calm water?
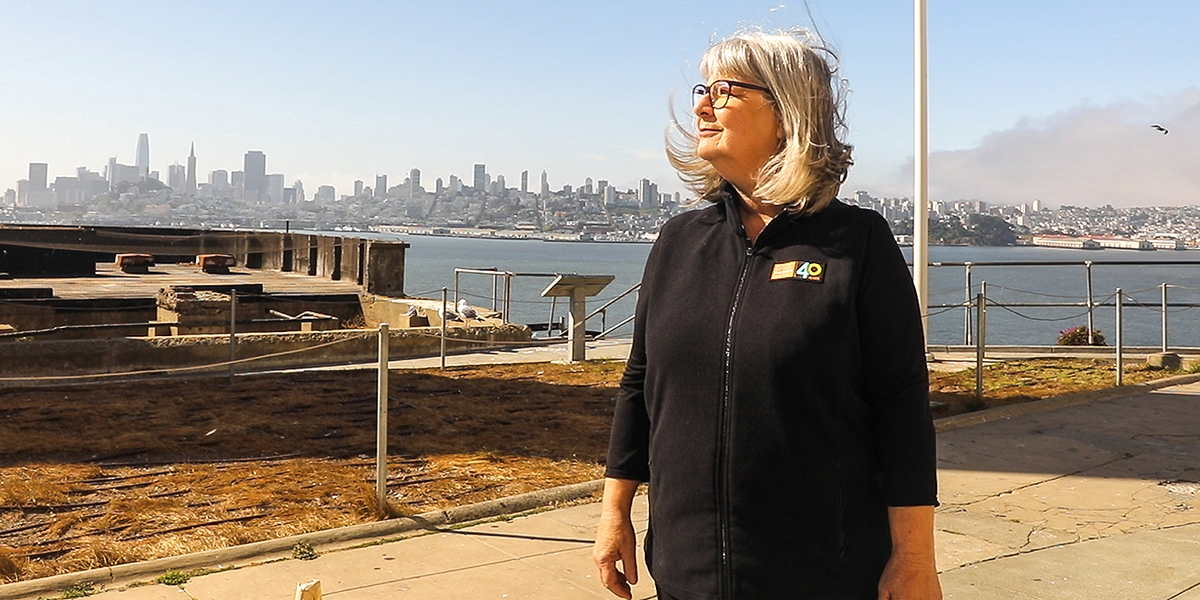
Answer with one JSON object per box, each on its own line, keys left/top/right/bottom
{"left": 400, "top": 236, "right": 1200, "bottom": 347}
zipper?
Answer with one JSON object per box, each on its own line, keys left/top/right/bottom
{"left": 716, "top": 242, "right": 755, "bottom": 598}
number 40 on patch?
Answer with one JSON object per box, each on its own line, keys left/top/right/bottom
{"left": 770, "top": 260, "right": 825, "bottom": 282}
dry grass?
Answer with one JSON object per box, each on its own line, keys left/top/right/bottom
{"left": 0, "top": 357, "right": 1190, "bottom": 583}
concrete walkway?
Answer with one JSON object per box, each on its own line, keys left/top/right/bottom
{"left": 5, "top": 345, "right": 1200, "bottom": 599}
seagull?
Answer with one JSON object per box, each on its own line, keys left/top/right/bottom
{"left": 1151, "top": 124, "right": 1169, "bottom": 134}
{"left": 437, "top": 305, "right": 461, "bottom": 322}
{"left": 404, "top": 305, "right": 420, "bottom": 317}
{"left": 457, "top": 299, "right": 480, "bottom": 320}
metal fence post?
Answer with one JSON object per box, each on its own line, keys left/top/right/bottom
{"left": 440, "top": 288, "right": 448, "bottom": 371}
{"left": 975, "top": 290, "right": 986, "bottom": 401}
{"left": 964, "top": 263, "right": 973, "bottom": 345}
{"left": 1115, "top": 288, "right": 1124, "bottom": 386}
{"left": 1161, "top": 283, "right": 1169, "bottom": 352}
{"left": 503, "top": 272, "right": 513, "bottom": 322}
{"left": 228, "top": 290, "right": 237, "bottom": 384}
{"left": 1085, "top": 261, "right": 1095, "bottom": 345}
{"left": 376, "top": 323, "right": 389, "bottom": 513}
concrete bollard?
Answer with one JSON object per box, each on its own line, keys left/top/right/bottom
{"left": 295, "top": 579, "right": 322, "bottom": 600}
{"left": 1147, "top": 352, "right": 1182, "bottom": 370}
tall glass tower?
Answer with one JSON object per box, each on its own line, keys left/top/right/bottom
{"left": 135, "top": 133, "right": 150, "bottom": 179}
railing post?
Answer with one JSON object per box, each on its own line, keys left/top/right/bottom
{"left": 228, "top": 290, "right": 237, "bottom": 384}
{"left": 1115, "top": 288, "right": 1123, "bottom": 386}
{"left": 376, "top": 323, "right": 389, "bottom": 514}
{"left": 1161, "top": 282, "right": 1169, "bottom": 352}
{"left": 492, "top": 273, "right": 499, "bottom": 312}
{"left": 975, "top": 290, "right": 986, "bottom": 401}
{"left": 440, "top": 288, "right": 448, "bottom": 371}
{"left": 1085, "top": 261, "right": 1095, "bottom": 345}
{"left": 964, "top": 263, "right": 973, "bottom": 345}
{"left": 503, "top": 272, "right": 513, "bottom": 323}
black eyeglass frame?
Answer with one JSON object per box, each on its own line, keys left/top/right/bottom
{"left": 692, "top": 80, "right": 773, "bottom": 108}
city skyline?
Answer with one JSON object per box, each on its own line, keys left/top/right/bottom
{"left": 2, "top": 1, "right": 1199, "bottom": 208}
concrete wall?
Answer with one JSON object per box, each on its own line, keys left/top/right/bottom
{"left": 0, "top": 324, "right": 533, "bottom": 380}
{"left": 0, "top": 227, "right": 409, "bottom": 297}
{"left": 364, "top": 242, "right": 407, "bottom": 297}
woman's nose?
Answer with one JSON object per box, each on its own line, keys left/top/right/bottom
{"left": 693, "top": 93, "right": 714, "bottom": 119}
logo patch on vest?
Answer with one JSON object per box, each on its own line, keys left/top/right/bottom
{"left": 770, "top": 260, "right": 825, "bottom": 282}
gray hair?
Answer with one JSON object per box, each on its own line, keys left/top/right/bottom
{"left": 667, "top": 28, "right": 853, "bottom": 215}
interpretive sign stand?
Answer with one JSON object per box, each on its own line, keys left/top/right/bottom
{"left": 540, "top": 274, "right": 614, "bottom": 362}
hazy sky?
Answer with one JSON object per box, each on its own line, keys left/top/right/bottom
{"left": 2, "top": 0, "right": 1198, "bottom": 208}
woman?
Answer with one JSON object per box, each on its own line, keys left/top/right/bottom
{"left": 593, "top": 29, "right": 941, "bottom": 600}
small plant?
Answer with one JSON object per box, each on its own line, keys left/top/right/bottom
{"left": 292, "top": 541, "right": 318, "bottom": 561}
{"left": 60, "top": 582, "right": 97, "bottom": 598}
{"left": 1057, "top": 325, "right": 1106, "bottom": 346}
{"left": 156, "top": 570, "right": 190, "bottom": 585}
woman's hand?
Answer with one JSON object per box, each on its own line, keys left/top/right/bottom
{"left": 878, "top": 549, "right": 941, "bottom": 600}
{"left": 593, "top": 478, "right": 642, "bottom": 599}
{"left": 878, "top": 505, "right": 942, "bottom": 600}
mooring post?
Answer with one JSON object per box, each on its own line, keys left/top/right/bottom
{"left": 228, "top": 290, "right": 237, "bottom": 384}
{"left": 376, "top": 323, "right": 389, "bottom": 514}
{"left": 1116, "top": 288, "right": 1124, "bottom": 386}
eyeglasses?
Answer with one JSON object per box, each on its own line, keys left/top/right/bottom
{"left": 692, "top": 80, "right": 772, "bottom": 109}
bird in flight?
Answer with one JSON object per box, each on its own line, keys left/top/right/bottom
{"left": 1151, "top": 124, "right": 1169, "bottom": 134}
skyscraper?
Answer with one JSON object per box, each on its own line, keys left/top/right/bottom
{"left": 168, "top": 164, "right": 186, "bottom": 190}
{"left": 267, "top": 174, "right": 285, "bottom": 204}
{"left": 243, "top": 151, "right": 267, "bottom": 203}
{"left": 375, "top": 174, "right": 388, "bottom": 198}
{"left": 520, "top": 170, "right": 528, "bottom": 193}
{"left": 540, "top": 171, "right": 549, "bottom": 198}
{"left": 185, "top": 143, "right": 197, "bottom": 195}
{"left": 473, "top": 164, "right": 487, "bottom": 192}
{"left": 409, "top": 169, "right": 420, "bottom": 196}
{"left": 354, "top": 180, "right": 364, "bottom": 197}
{"left": 135, "top": 134, "right": 150, "bottom": 179}
{"left": 28, "top": 163, "right": 47, "bottom": 192}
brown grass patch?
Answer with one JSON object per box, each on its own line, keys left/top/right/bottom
{"left": 0, "top": 357, "right": 1189, "bottom": 583}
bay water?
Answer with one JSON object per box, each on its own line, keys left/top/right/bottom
{"left": 399, "top": 235, "right": 1200, "bottom": 348}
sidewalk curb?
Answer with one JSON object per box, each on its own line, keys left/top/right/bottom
{"left": 0, "top": 479, "right": 605, "bottom": 600}
{"left": 934, "top": 371, "right": 1200, "bottom": 433}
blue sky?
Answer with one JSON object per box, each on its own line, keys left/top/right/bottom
{"left": 2, "top": 0, "right": 1198, "bottom": 207}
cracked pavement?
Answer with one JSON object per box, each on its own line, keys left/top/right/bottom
{"left": 936, "top": 381, "right": 1200, "bottom": 599}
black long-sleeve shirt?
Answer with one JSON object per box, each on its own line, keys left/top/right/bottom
{"left": 606, "top": 190, "right": 938, "bottom": 600}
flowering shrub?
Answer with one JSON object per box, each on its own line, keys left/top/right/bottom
{"left": 1058, "top": 325, "right": 1106, "bottom": 346}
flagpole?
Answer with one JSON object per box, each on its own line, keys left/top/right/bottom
{"left": 914, "top": 0, "right": 931, "bottom": 344}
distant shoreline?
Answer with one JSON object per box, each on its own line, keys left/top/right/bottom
{"left": 369, "top": 225, "right": 656, "bottom": 244}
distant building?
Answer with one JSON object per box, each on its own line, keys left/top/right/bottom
{"left": 209, "top": 170, "right": 230, "bottom": 190}
{"left": 316, "top": 185, "right": 336, "bottom": 202}
{"left": 293, "top": 180, "right": 305, "bottom": 202}
{"left": 375, "top": 174, "right": 388, "bottom": 198}
{"left": 354, "top": 180, "right": 364, "bottom": 197}
{"left": 3, "top": 188, "right": 15, "bottom": 206}
{"left": 520, "top": 170, "right": 528, "bottom": 193}
{"left": 243, "top": 151, "right": 267, "bottom": 203}
{"left": 167, "top": 164, "right": 187, "bottom": 190}
{"left": 473, "top": 164, "right": 487, "bottom": 192}
{"left": 638, "top": 179, "right": 658, "bottom": 209}
{"left": 135, "top": 134, "right": 150, "bottom": 179}
{"left": 540, "top": 171, "right": 549, "bottom": 198}
{"left": 267, "top": 173, "right": 285, "bottom": 204}
{"left": 28, "top": 163, "right": 48, "bottom": 192}
{"left": 409, "top": 169, "right": 421, "bottom": 196}
{"left": 185, "top": 143, "right": 197, "bottom": 195}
